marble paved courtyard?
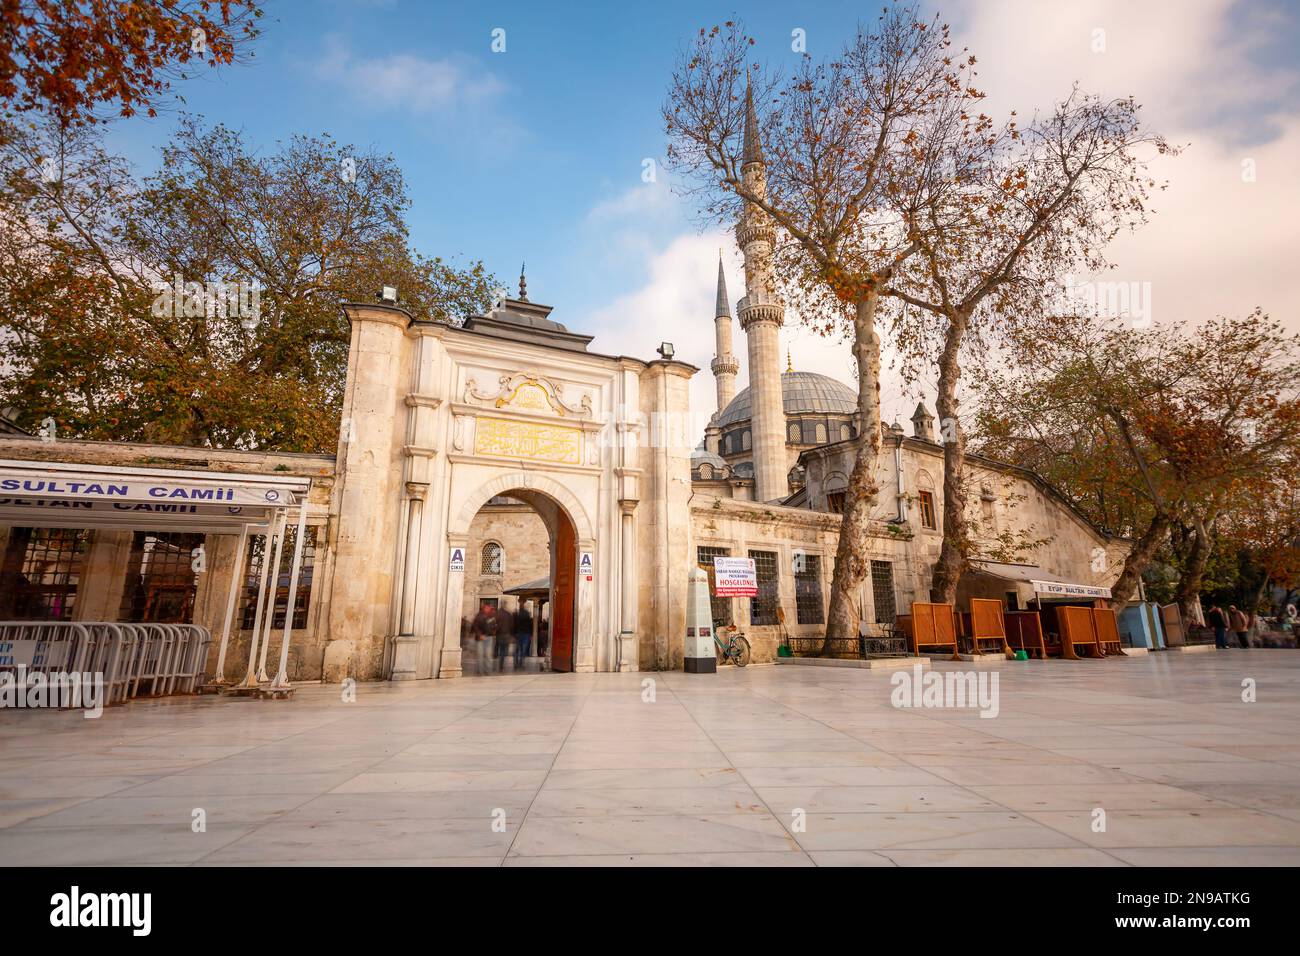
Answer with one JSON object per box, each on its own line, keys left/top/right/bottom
{"left": 3, "top": 652, "right": 1300, "bottom": 866}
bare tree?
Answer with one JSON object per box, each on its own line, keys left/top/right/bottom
{"left": 664, "top": 5, "right": 982, "bottom": 645}
{"left": 885, "top": 87, "right": 1174, "bottom": 602}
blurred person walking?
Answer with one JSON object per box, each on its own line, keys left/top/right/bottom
{"left": 514, "top": 601, "right": 534, "bottom": 668}
{"left": 1206, "top": 605, "right": 1229, "bottom": 649}
{"left": 1228, "top": 605, "right": 1250, "bottom": 648}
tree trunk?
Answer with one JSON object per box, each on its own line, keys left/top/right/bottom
{"left": 823, "top": 291, "right": 883, "bottom": 648}
{"left": 1109, "top": 511, "right": 1172, "bottom": 608}
{"left": 929, "top": 309, "right": 970, "bottom": 604}
{"left": 1250, "top": 573, "right": 1270, "bottom": 622}
{"left": 1172, "top": 514, "right": 1213, "bottom": 627}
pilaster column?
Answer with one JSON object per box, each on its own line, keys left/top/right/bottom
{"left": 390, "top": 481, "right": 427, "bottom": 680}
{"left": 438, "top": 532, "right": 468, "bottom": 678}
{"left": 618, "top": 503, "right": 638, "bottom": 671}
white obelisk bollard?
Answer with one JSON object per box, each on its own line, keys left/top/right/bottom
{"left": 684, "top": 566, "right": 717, "bottom": 673}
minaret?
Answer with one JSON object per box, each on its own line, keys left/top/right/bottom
{"left": 711, "top": 254, "right": 739, "bottom": 414}
{"left": 736, "top": 80, "right": 787, "bottom": 502}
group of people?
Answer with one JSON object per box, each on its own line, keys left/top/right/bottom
{"left": 1205, "top": 604, "right": 1252, "bottom": 649}
{"left": 468, "top": 600, "right": 540, "bottom": 673}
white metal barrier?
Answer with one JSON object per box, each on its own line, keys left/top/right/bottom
{"left": 0, "top": 621, "right": 212, "bottom": 707}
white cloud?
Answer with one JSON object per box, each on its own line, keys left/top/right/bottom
{"left": 312, "top": 35, "right": 506, "bottom": 115}
{"left": 584, "top": 1, "right": 1299, "bottom": 443}
{"left": 948, "top": 0, "right": 1300, "bottom": 333}
{"left": 585, "top": 231, "right": 922, "bottom": 429}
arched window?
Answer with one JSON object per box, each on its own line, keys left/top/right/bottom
{"left": 840, "top": 424, "right": 851, "bottom": 441}
{"left": 915, "top": 471, "right": 938, "bottom": 531}
{"left": 788, "top": 422, "right": 801, "bottom": 443}
{"left": 699, "top": 464, "right": 712, "bottom": 479}
{"left": 480, "top": 542, "right": 503, "bottom": 575}
{"left": 815, "top": 423, "right": 828, "bottom": 444}
{"left": 742, "top": 430, "right": 751, "bottom": 451}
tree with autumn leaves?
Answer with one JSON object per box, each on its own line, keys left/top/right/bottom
{"left": 973, "top": 311, "right": 1300, "bottom": 616}
{"left": 664, "top": 3, "right": 1171, "bottom": 641}
{"left": 1, "top": 0, "right": 262, "bottom": 126}
{"left": 0, "top": 114, "right": 496, "bottom": 450}
{"left": 0, "top": 4, "right": 493, "bottom": 451}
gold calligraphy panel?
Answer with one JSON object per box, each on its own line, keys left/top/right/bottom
{"left": 474, "top": 416, "right": 581, "bottom": 464}
{"left": 499, "top": 381, "right": 553, "bottom": 413}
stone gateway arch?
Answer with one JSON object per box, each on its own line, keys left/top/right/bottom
{"left": 319, "top": 293, "right": 696, "bottom": 681}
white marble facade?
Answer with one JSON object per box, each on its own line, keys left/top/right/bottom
{"left": 321, "top": 297, "right": 695, "bottom": 681}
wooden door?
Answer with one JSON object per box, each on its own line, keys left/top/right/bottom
{"left": 550, "top": 515, "right": 576, "bottom": 672}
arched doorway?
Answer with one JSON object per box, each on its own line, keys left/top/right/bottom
{"left": 457, "top": 487, "right": 580, "bottom": 675}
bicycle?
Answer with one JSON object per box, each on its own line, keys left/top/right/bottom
{"left": 714, "top": 625, "right": 752, "bottom": 667}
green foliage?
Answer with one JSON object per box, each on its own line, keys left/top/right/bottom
{"left": 0, "top": 114, "right": 496, "bottom": 451}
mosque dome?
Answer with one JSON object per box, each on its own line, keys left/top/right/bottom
{"left": 715, "top": 371, "right": 857, "bottom": 429}
{"left": 691, "top": 445, "right": 728, "bottom": 470}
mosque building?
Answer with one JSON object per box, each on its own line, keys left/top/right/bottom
{"left": 0, "top": 88, "right": 1127, "bottom": 682}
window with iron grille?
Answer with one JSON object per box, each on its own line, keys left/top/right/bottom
{"left": 0, "top": 528, "right": 88, "bottom": 621}
{"left": 481, "top": 541, "right": 503, "bottom": 575}
{"left": 871, "top": 560, "right": 897, "bottom": 623}
{"left": 697, "top": 545, "right": 733, "bottom": 628}
{"left": 749, "top": 549, "right": 779, "bottom": 625}
{"left": 794, "top": 553, "right": 824, "bottom": 624}
{"left": 240, "top": 526, "right": 318, "bottom": 630}
{"left": 118, "top": 531, "right": 204, "bottom": 623}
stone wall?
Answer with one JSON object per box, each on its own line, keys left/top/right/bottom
{"left": 461, "top": 501, "right": 552, "bottom": 622}
{"left": 800, "top": 431, "right": 1126, "bottom": 596}
{"left": 689, "top": 494, "right": 923, "bottom": 663}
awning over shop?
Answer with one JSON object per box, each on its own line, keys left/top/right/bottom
{"left": 966, "top": 561, "right": 1112, "bottom": 601}
{"left": 0, "top": 459, "right": 310, "bottom": 533}
{"left": 0, "top": 457, "right": 315, "bottom": 693}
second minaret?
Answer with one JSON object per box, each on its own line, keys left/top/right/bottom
{"left": 736, "top": 81, "right": 787, "bottom": 502}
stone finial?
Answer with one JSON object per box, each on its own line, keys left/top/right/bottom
{"left": 518, "top": 262, "right": 528, "bottom": 302}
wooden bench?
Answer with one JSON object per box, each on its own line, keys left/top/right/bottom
{"left": 1092, "top": 606, "right": 1127, "bottom": 656}
{"left": 962, "top": 599, "right": 1014, "bottom": 656}
{"left": 902, "top": 602, "right": 961, "bottom": 660}
{"left": 1058, "top": 605, "right": 1105, "bottom": 659}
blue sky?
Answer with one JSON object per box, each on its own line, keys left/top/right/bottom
{"left": 102, "top": 0, "right": 1300, "bottom": 423}
{"left": 110, "top": 1, "right": 879, "bottom": 325}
